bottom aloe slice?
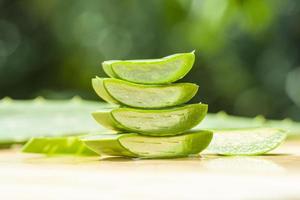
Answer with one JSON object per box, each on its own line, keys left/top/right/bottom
{"left": 82, "top": 130, "right": 213, "bottom": 158}
{"left": 206, "top": 128, "right": 287, "bottom": 155}
{"left": 92, "top": 103, "right": 208, "bottom": 136}
{"left": 22, "top": 136, "right": 97, "bottom": 156}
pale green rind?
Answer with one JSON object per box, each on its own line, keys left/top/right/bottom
{"left": 205, "top": 128, "right": 287, "bottom": 156}
{"left": 92, "top": 77, "right": 119, "bottom": 104}
{"left": 91, "top": 111, "right": 122, "bottom": 130}
{"left": 82, "top": 134, "right": 138, "bottom": 157}
{"left": 82, "top": 130, "right": 213, "bottom": 158}
{"left": 22, "top": 136, "right": 97, "bottom": 156}
{"left": 92, "top": 76, "right": 198, "bottom": 108}
{"left": 102, "top": 51, "right": 195, "bottom": 84}
{"left": 0, "top": 98, "right": 112, "bottom": 145}
{"left": 92, "top": 103, "right": 208, "bottom": 136}
{"left": 102, "top": 60, "right": 120, "bottom": 78}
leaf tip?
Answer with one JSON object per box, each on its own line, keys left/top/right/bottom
{"left": 34, "top": 96, "right": 45, "bottom": 104}
{"left": 1, "top": 96, "right": 13, "bottom": 104}
{"left": 71, "top": 95, "right": 83, "bottom": 103}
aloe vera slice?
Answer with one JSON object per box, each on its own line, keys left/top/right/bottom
{"left": 92, "top": 77, "right": 198, "bottom": 108}
{"left": 102, "top": 51, "right": 195, "bottom": 84}
{"left": 92, "top": 77, "right": 119, "bottom": 104}
{"left": 92, "top": 103, "right": 208, "bottom": 136}
{"left": 22, "top": 136, "right": 97, "bottom": 156}
{"left": 82, "top": 130, "right": 213, "bottom": 158}
{"left": 206, "top": 128, "right": 287, "bottom": 155}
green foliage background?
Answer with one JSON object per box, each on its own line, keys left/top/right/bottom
{"left": 0, "top": 0, "right": 299, "bottom": 120}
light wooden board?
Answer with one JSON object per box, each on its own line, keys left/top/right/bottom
{"left": 0, "top": 141, "right": 300, "bottom": 200}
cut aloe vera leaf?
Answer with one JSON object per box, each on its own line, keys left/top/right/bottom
{"left": 82, "top": 130, "right": 213, "bottom": 158}
{"left": 22, "top": 136, "right": 98, "bottom": 156}
{"left": 92, "top": 77, "right": 198, "bottom": 108}
{"left": 205, "top": 128, "right": 287, "bottom": 156}
{"left": 0, "top": 97, "right": 112, "bottom": 145}
{"left": 92, "top": 103, "right": 208, "bottom": 136}
{"left": 102, "top": 51, "right": 195, "bottom": 84}
{"left": 199, "top": 112, "right": 300, "bottom": 139}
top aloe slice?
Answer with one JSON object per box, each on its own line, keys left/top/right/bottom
{"left": 82, "top": 130, "right": 213, "bottom": 158}
{"left": 92, "top": 77, "right": 198, "bottom": 108}
{"left": 102, "top": 51, "right": 195, "bottom": 84}
{"left": 92, "top": 103, "right": 208, "bottom": 136}
{"left": 205, "top": 128, "right": 287, "bottom": 155}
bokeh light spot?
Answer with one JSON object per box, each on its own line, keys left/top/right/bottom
{"left": 286, "top": 67, "right": 300, "bottom": 107}
{"left": 0, "top": 20, "right": 21, "bottom": 57}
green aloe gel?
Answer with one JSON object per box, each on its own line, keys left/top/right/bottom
{"left": 102, "top": 51, "right": 195, "bottom": 84}
{"left": 205, "top": 128, "right": 287, "bottom": 155}
{"left": 92, "top": 77, "right": 198, "bottom": 108}
{"left": 92, "top": 103, "right": 208, "bottom": 136}
{"left": 82, "top": 130, "right": 213, "bottom": 158}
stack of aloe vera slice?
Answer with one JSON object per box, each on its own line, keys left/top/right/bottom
{"left": 83, "top": 51, "right": 213, "bottom": 158}
{"left": 21, "top": 52, "right": 287, "bottom": 157}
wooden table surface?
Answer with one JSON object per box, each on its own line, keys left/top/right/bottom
{"left": 0, "top": 141, "right": 300, "bottom": 200}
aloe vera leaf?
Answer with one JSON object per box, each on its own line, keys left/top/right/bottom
{"left": 0, "top": 97, "right": 111, "bottom": 145}
{"left": 92, "top": 76, "right": 199, "bottom": 108}
{"left": 82, "top": 130, "right": 213, "bottom": 158}
{"left": 92, "top": 103, "right": 208, "bottom": 136}
{"left": 22, "top": 136, "right": 98, "bottom": 156}
{"left": 199, "top": 112, "right": 300, "bottom": 139}
{"left": 205, "top": 128, "right": 287, "bottom": 155}
{"left": 102, "top": 51, "right": 195, "bottom": 84}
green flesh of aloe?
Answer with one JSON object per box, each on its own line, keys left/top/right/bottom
{"left": 22, "top": 136, "right": 97, "bottom": 156}
{"left": 92, "top": 77, "right": 198, "bottom": 108}
{"left": 102, "top": 51, "right": 195, "bottom": 84}
{"left": 82, "top": 130, "right": 213, "bottom": 158}
{"left": 92, "top": 103, "right": 208, "bottom": 136}
{"left": 205, "top": 128, "right": 287, "bottom": 155}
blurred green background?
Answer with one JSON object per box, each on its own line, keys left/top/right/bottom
{"left": 0, "top": 0, "right": 299, "bottom": 120}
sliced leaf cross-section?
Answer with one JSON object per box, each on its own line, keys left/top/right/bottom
{"left": 102, "top": 51, "right": 195, "bottom": 84}
{"left": 92, "top": 77, "right": 198, "bottom": 108}
{"left": 82, "top": 130, "right": 213, "bottom": 158}
{"left": 92, "top": 103, "right": 208, "bottom": 136}
{"left": 206, "top": 128, "right": 287, "bottom": 155}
